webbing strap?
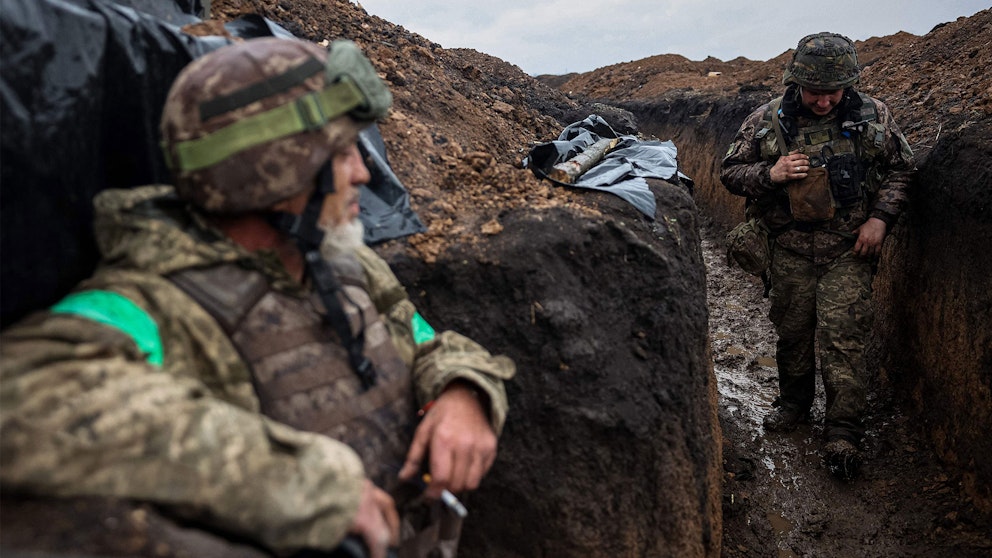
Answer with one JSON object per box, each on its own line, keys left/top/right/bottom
{"left": 199, "top": 57, "right": 326, "bottom": 121}
{"left": 169, "top": 79, "right": 365, "bottom": 172}
{"left": 769, "top": 98, "right": 790, "bottom": 157}
{"left": 279, "top": 186, "right": 377, "bottom": 390}
{"left": 307, "top": 250, "right": 376, "bottom": 389}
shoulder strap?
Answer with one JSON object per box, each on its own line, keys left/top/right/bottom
{"left": 848, "top": 92, "right": 878, "bottom": 125}
{"left": 168, "top": 265, "right": 269, "bottom": 335}
{"left": 768, "top": 98, "right": 790, "bottom": 156}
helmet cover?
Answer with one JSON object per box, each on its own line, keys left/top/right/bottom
{"left": 783, "top": 32, "right": 860, "bottom": 89}
{"left": 160, "top": 37, "right": 391, "bottom": 213}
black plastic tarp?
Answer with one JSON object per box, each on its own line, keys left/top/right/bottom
{"left": 0, "top": 0, "right": 423, "bottom": 327}
{"left": 524, "top": 114, "right": 693, "bottom": 218}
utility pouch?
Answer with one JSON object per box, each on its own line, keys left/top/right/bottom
{"left": 786, "top": 166, "right": 834, "bottom": 222}
{"left": 726, "top": 217, "right": 771, "bottom": 276}
{"left": 826, "top": 153, "right": 864, "bottom": 208}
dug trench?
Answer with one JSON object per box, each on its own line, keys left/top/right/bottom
{"left": 645, "top": 93, "right": 992, "bottom": 557}
{"left": 1, "top": 1, "right": 991, "bottom": 557}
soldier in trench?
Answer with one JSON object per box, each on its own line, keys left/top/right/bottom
{"left": 720, "top": 32, "right": 915, "bottom": 479}
{"left": 0, "top": 37, "right": 515, "bottom": 557}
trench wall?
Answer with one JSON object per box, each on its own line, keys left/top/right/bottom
{"left": 386, "top": 182, "right": 723, "bottom": 558}
{"left": 625, "top": 96, "right": 992, "bottom": 512}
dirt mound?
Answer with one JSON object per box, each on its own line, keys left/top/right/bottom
{"left": 557, "top": 12, "right": 992, "bottom": 164}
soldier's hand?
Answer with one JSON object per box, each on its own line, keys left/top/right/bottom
{"left": 770, "top": 151, "right": 811, "bottom": 184}
{"left": 348, "top": 480, "right": 399, "bottom": 558}
{"left": 854, "top": 217, "right": 888, "bottom": 258}
{"left": 399, "top": 381, "right": 496, "bottom": 499}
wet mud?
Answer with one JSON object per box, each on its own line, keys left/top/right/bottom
{"left": 704, "top": 223, "right": 992, "bottom": 557}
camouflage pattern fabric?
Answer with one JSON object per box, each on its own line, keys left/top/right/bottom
{"left": 161, "top": 38, "right": 372, "bottom": 214}
{"left": 720, "top": 91, "right": 915, "bottom": 265}
{"left": 721, "top": 87, "right": 914, "bottom": 445}
{"left": 0, "top": 185, "right": 514, "bottom": 554}
{"left": 767, "top": 245, "right": 872, "bottom": 443}
{"left": 169, "top": 254, "right": 418, "bottom": 496}
{"left": 783, "top": 32, "right": 860, "bottom": 88}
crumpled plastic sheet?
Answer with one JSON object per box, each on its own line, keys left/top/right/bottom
{"left": 523, "top": 114, "right": 693, "bottom": 218}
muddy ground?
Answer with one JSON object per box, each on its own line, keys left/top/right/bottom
{"left": 704, "top": 218, "right": 992, "bottom": 557}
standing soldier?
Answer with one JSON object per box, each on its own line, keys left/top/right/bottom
{"left": 720, "top": 32, "right": 915, "bottom": 479}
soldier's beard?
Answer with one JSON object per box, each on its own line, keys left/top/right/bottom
{"left": 320, "top": 218, "right": 365, "bottom": 260}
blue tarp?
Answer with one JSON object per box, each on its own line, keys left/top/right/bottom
{"left": 524, "top": 114, "right": 693, "bottom": 218}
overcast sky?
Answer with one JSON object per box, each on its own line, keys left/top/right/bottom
{"left": 354, "top": 0, "right": 989, "bottom": 76}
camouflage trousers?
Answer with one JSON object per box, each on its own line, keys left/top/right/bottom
{"left": 767, "top": 243, "right": 873, "bottom": 444}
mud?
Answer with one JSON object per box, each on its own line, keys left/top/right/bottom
{"left": 704, "top": 220, "right": 992, "bottom": 557}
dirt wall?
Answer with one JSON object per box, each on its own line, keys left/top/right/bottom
{"left": 622, "top": 91, "right": 768, "bottom": 227}
{"left": 872, "top": 119, "right": 992, "bottom": 512}
{"left": 382, "top": 181, "right": 723, "bottom": 558}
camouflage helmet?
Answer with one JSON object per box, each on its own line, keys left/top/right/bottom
{"left": 783, "top": 32, "right": 860, "bottom": 89}
{"left": 160, "top": 37, "right": 391, "bottom": 213}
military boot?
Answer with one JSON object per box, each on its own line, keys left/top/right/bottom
{"left": 824, "top": 438, "right": 862, "bottom": 480}
{"left": 762, "top": 405, "right": 808, "bottom": 432}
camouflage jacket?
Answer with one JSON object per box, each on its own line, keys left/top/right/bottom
{"left": 0, "top": 185, "right": 515, "bottom": 554}
{"left": 720, "top": 89, "right": 915, "bottom": 263}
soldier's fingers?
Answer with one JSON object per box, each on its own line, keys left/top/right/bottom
{"left": 399, "top": 420, "right": 433, "bottom": 481}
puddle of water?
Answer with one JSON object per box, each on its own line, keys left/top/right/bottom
{"left": 767, "top": 510, "right": 793, "bottom": 534}
{"left": 755, "top": 356, "right": 777, "bottom": 368}
{"left": 766, "top": 511, "right": 799, "bottom": 558}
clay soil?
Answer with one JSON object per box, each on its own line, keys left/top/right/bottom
{"left": 204, "top": 2, "right": 992, "bottom": 556}
{"left": 8, "top": 1, "right": 985, "bottom": 556}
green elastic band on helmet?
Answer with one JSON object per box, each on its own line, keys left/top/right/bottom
{"left": 169, "top": 79, "right": 366, "bottom": 172}
{"left": 51, "top": 290, "right": 164, "bottom": 367}
{"left": 411, "top": 312, "right": 436, "bottom": 345}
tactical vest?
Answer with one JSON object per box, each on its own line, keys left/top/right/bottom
{"left": 757, "top": 91, "right": 882, "bottom": 161}
{"left": 752, "top": 91, "right": 886, "bottom": 229}
{"left": 169, "top": 254, "right": 416, "bottom": 495}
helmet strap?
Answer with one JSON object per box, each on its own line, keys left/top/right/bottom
{"left": 839, "top": 88, "right": 861, "bottom": 120}
{"left": 777, "top": 84, "right": 801, "bottom": 139}
{"left": 316, "top": 157, "right": 337, "bottom": 195}
{"left": 268, "top": 165, "right": 377, "bottom": 390}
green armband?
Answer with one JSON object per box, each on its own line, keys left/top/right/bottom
{"left": 51, "top": 290, "right": 164, "bottom": 366}
{"left": 411, "top": 312, "right": 436, "bottom": 345}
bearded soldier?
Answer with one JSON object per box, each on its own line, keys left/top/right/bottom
{"left": 1, "top": 37, "right": 514, "bottom": 557}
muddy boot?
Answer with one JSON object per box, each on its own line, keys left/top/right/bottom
{"left": 762, "top": 405, "right": 808, "bottom": 432}
{"left": 824, "top": 439, "right": 862, "bottom": 480}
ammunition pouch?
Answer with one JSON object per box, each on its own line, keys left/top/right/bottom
{"left": 726, "top": 217, "right": 771, "bottom": 277}
{"left": 826, "top": 152, "right": 864, "bottom": 208}
{"left": 786, "top": 166, "right": 834, "bottom": 222}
